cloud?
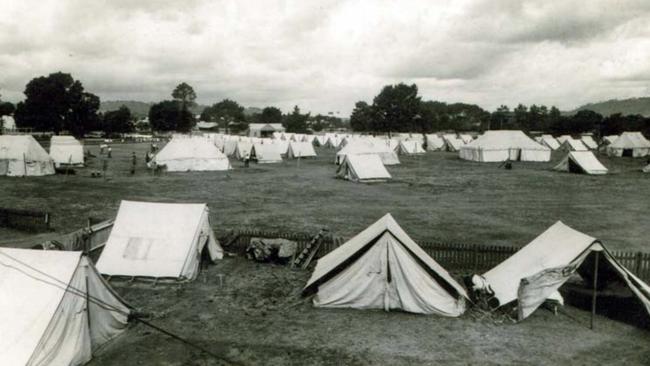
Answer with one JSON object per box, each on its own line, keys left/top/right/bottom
{"left": 1, "top": 0, "right": 650, "bottom": 115}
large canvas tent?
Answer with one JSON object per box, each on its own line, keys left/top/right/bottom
{"left": 581, "top": 135, "right": 598, "bottom": 150}
{"left": 459, "top": 130, "right": 551, "bottom": 162}
{"left": 96, "top": 200, "right": 223, "bottom": 281}
{"left": 606, "top": 132, "right": 650, "bottom": 157}
{"left": 303, "top": 214, "right": 468, "bottom": 316}
{"left": 554, "top": 151, "right": 608, "bottom": 175}
{"left": 234, "top": 140, "right": 253, "bottom": 160}
{"left": 397, "top": 140, "right": 425, "bottom": 155}
{"left": 50, "top": 135, "right": 84, "bottom": 167}
{"left": 250, "top": 142, "right": 283, "bottom": 163}
{"left": 0, "top": 248, "right": 130, "bottom": 366}
{"left": 336, "top": 154, "right": 391, "bottom": 183}
{"left": 0, "top": 135, "right": 55, "bottom": 176}
{"left": 425, "top": 134, "right": 445, "bottom": 151}
{"left": 287, "top": 141, "right": 317, "bottom": 158}
{"left": 539, "top": 134, "right": 560, "bottom": 150}
{"left": 336, "top": 140, "right": 400, "bottom": 165}
{"left": 442, "top": 134, "right": 464, "bottom": 152}
{"left": 479, "top": 221, "right": 650, "bottom": 321}
{"left": 152, "top": 136, "right": 231, "bottom": 172}
{"left": 560, "top": 138, "right": 589, "bottom": 152}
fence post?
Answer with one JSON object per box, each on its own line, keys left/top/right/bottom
{"left": 472, "top": 245, "right": 479, "bottom": 272}
{"left": 635, "top": 252, "right": 643, "bottom": 275}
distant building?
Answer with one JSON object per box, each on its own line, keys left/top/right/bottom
{"left": 196, "top": 121, "right": 219, "bottom": 131}
{"left": 248, "top": 123, "right": 285, "bottom": 138}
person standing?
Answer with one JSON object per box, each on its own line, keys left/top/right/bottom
{"left": 107, "top": 146, "right": 112, "bottom": 158}
{"left": 130, "top": 152, "right": 136, "bottom": 175}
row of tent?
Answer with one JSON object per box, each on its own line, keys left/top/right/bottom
{"left": 149, "top": 135, "right": 318, "bottom": 172}
{"left": 3, "top": 202, "right": 650, "bottom": 365}
{"left": 0, "top": 135, "right": 84, "bottom": 177}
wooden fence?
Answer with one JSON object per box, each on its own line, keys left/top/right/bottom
{"left": 219, "top": 228, "right": 650, "bottom": 282}
{"left": 0, "top": 207, "right": 50, "bottom": 232}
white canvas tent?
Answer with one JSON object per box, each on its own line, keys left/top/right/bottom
{"left": 336, "top": 139, "right": 400, "bottom": 165}
{"left": 554, "top": 151, "right": 608, "bottom": 175}
{"left": 539, "top": 135, "right": 560, "bottom": 150}
{"left": 459, "top": 130, "right": 551, "bottom": 162}
{"left": 397, "top": 140, "right": 425, "bottom": 155}
{"left": 606, "top": 132, "right": 650, "bottom": 157}
{"left": 49, "top": 135, "right": 84, "bottom": 167}
{"left": 0, "top": 248, "right": 130, "bottom": 366}
{"left": 425, "top": 134, "right": 445, "bottom": 151}
{"left": 459, "top": 134, "right": 474, "bottom": 144}
{"left": 152, "top": 136, "right": 231, "bottom": 172}
{"left": 96, "top": 200, "right": 223, "bottom": 281}
{"left": 336, "top": 154, "right": 391, "bottom": 183}
{"left": 314, "top": 135, "right": 328, "bottom": 147}
{"left": 303, "top": 214, "right": 468, "bottom": 316}
{"left": 0, "top": 135, "right": 55, "bottom": 176}
{"left": 250, "top": 142, "right": 283, "bottom": 163}
{"left": 560, "top": 138, "right": 589, "bottom": 152}
{"left": 234, "top": 140, "right": 253, "bottom": 160}
{"left": 442, "top": 135, "right": 464, "bottom": 152}
{"left": 480, "top": 221, "right": 650, "bottom": 321}
{"left": 287, "top": 141, "right": 317, "bottom": 158}
{"left": 581, "top": 135, "right": 598, "bottom": 150}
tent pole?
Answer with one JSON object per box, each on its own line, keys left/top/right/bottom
{"left": 590, "top": 251, "right": 599, "bottom": 330}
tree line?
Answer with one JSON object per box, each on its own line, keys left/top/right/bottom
{"left": 351, "top": 83, "right": 650, "bottom": 137}
{"left": 5, "top": 73, "right": 650, "bottom": 138}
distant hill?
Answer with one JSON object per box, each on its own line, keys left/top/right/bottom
{"left": 100, "top": 100, "right": 207, "bottom": 118}
{"left": 568, "top": 97, "right": 650, "bottom": 117}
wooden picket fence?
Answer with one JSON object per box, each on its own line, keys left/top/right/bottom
{"left": 0, "top": 207, "right": 50, "bottom": 232}
{"left": 219, "top": 228, "right": 650, "bottom": 282}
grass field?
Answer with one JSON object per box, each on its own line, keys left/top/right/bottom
{"left": 1, "top": 141, "right": 648, "bottom": 252}
{"left": 2, "top": 140, "right": 650, "bottom": 365}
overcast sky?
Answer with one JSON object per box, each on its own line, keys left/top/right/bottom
{"left": 1, "top": 0, "right": 650, "bottom": 116}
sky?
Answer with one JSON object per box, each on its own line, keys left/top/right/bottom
{"left": 1, "top": 0, "right": 650, "bottom": 116}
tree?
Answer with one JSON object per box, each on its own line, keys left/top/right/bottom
{"left": 172, "top": 82, "right": 197, "bottom": 107}
{"left": 284, "top": 105, "right": 309, "bottom": 133}
{"left": 513, "top": 104, "right": 528, "bottom": 130}
{"left": 349, "top": 101, "right": 373, "bottom": 131}
{"left": 148, "top": 100, "right": 194, "bottom": 132}
{"left": 260, "top": 106, "right": 283, "bottom": 124}
{"left": 372, "top": 83, "right": 421, "bottom": 134}
{"left": 0, "top": 96, "right": 14, "bottom": 117}
{"left": 13, "top": 72, "right": 100, "bottom": 137}
{"left": 102, "top": 106, "right": 134, "bottom": 136}
{"left": 489, "top": 105, "right": 510, "bottom": 130}
{"left": 200, "top": 99, "right": 245, "bottom": 132}
{"left": 570, "top": 110, "right": 603, "bottom": 134}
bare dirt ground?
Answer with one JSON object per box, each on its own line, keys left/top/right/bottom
{"left": 90, "top": 257, "right": 650, "bottom": 366}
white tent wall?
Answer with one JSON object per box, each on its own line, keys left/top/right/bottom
{"left": 481, "top": 221, "right": 650, "bottom": 321}
{"left": 152, "top": 137, "right": 231, "bottom": 172}
{"left": 397, "top": 140, "right": 425, "bottom": 155}
{"left": 50, "top": 135, "right": 84, "bottom": 167}
{"left": 425, "top": 134, "right": 445, "bottom": 151}
{"left": 96, "top": 201, "right": 223, "bottom": 280}
{"left": 287, "top": 141, "right": 317, "bottom": 158}
{"left": 0, "top": 249, "right": 129, "bottom": 366}
{"left": 581, "top": 135, "right": 598, "bottom": 149}
{"left": 560, "top": 138, "right": 589, "bottom": 152}
{"left": 553, "top": 151, "right": 608, "bottom": 175}
{"left": 314, "top": 231, "right": 463, "bottom": 315}
{"left": 251, "top": 143, "right": 283, "bottom": 163}
{"left": 0, "top": 135, "right": 55, "bottom": 176}
{"left": 540, "top": 135, "right": 560, "bottom": 150}
{"left": 336, "top": 154, "right": 391, "bottom": 183}
{"left": 336, "top": 139, "right": 400, "bottom": 165}
{"left": 459, "top": 130, "right": 551, "bottom": 162}
{"left": 304, "top": 214, "right": 467, "bottom": 316}
{"left": 234, "top": 141, "right": 253, "bottom": 160}
{"left": 606, "top": 132, "right": 650, "bottom": 157}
